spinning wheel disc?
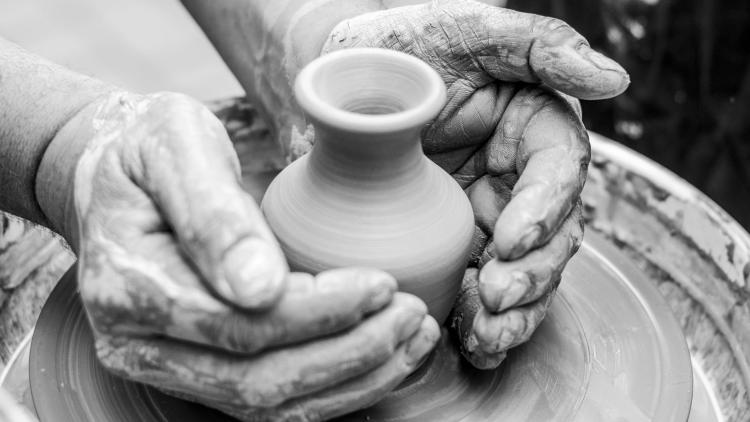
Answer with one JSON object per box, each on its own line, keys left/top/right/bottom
{"left": 29, "top": 232, "right": 692, "bottom": 422}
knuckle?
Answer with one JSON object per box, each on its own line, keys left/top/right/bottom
{"left": 200, "top": 312, "right": 263, "bottom": 354}
{"left": 535, "top": 16, "right": 568, "bottom": 34}
{"left": 534, "top": 16, "right": 582, "bottom": 46}
{"left": 139, "top": 92, "right": 226, "bottom": 149}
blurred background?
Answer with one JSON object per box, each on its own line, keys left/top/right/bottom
{"left": 510, "top": 0, "right": 750, "bottom": 229}
{"left": 0, "top": 0, "right": 242, "bottom": 100}
{"left": 1, "top": 0, "right": 748, "bottom": 228}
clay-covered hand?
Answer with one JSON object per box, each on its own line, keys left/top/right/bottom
{"left": 54, "top": 92, "right": 439, "bottom": 420}
{"left": 322, "top": 0, "right": 628, "bottom": 368}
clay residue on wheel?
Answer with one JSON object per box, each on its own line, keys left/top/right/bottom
{"left": 583, "top": 134, "right": 750, "bottom": 421}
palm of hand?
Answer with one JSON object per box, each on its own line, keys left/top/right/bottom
{"left": 321, "top": 0, "right": 628, "bottom": 368}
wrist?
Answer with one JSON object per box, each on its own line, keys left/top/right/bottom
{"left": 182, "top": 0, "right": 398, "bottom": 159}
{"left": 35, "top": 89, "right": 120, "bottom": 251}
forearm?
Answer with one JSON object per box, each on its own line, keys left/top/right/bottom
{"left": 0, "top": 37, "right": 113, "bottom": 231}
{"left": 180, "top": 0, "right": 426, "bottom": 158}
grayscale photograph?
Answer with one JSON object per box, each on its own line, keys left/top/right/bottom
{"left": 0, "top": 1, "right": 747, "bottom": 421}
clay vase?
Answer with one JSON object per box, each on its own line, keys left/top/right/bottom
{"left": 261, "top": 48, "right": 475, "bottom": 323}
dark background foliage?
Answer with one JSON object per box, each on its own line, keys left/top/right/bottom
{"left": 510, "top": 0, "right": 750, "bottom": 228}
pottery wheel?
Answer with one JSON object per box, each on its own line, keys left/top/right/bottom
{"left": 29, "top": 231, "right": 692, "bottom": 422}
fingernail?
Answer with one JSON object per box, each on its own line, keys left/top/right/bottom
{"left": 396, "top": 309, "right": 423, "bottom": 340}
{"left": 479, "top": 262, "right": 514, "bottom": 311}
{"left": 360, "top": 270, "right": 398, "bottom": 313}
{"left": 584, "top": 48, "right": 626, "bottom": 74}
{"left": 317, "top": 268, "right": 397, "bottom": 313}
{"left": 479, "top": 271, "right": 512, "bottom": 311}
{"left": 580, "top": 47, "right": 631, "bottom": 95}
{"left": 365, "top": 281, "right": 397, "bottom": 313}
{"left": 392, "top": 293, "right": 428, "bottom": 339}
{"left": 497, "top": 272, "right": 531, "bottom": 312}
{"left": 471, "top": 310, "right": 490, "bottom": 346}
{"left": 511, "top": 226, "right": 542, "bottom": 259}
{"left": 222, "top": 238, "right": 286, "bottom": 308}
{"left": 395, "top": 292, "right": 428, "bottom": 314}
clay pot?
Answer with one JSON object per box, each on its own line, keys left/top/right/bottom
{"left": 261, "top": 48, "right": 475, "bottom": 323}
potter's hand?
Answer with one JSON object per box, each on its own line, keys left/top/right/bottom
{"left": 52, "top": 92, "right": 438, "bottom": 420}
{"left": 322, "top": 0, "right": 628, "bottom": 368}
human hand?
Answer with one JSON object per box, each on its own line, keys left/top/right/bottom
{"left": 43, "top": 92, "right": 439, "bottom": 420}
{"left": 320, "top": 0, "right": 628, "bottom": 368}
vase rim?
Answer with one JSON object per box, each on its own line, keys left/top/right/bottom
{"left": 295, "top": 48, "right": 446, "bottom": 134}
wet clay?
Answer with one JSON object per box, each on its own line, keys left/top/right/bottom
{"left": 261, "top": 49, "right": 475, "bottom": 323}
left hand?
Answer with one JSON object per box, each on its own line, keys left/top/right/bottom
{"left": 321, "top": 0, "right": 629, "bottom": 368}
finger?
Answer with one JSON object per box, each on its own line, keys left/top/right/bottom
{"left": 173, "top": 269, "right": 401, "bottom": 354}
{"left": 478, "top": 2, "right": 630, "bottom": 99}
{"left": 462, "top": 174, "right": 514, "bottom": 265}
{"left": 94, "top": 293, "right": 429, "bottom": 408}
{"left": 125, "top": 93, "right": 287, "bottom": 309}
{"left": 81, "top": 233, "right": 399, "bottom": 353}
{"left": 448, "top": 268, "right": 507, "bottom": 369}
{"left": 259, "top": 317, "right": 440, "bottom": 421}
{"left": 479, "top": 203, "right": 582, "bottom": 312}
{"left": 451, "top": 268, "right": 557, "bottom": 369}
{"left": 471, "top": 291, "right": 555, "bottom": 356}
{"left": 423, "top": 83, "right": 511, "bottom": 165}
{"left": 323, "top": 1, "right": 629, "bottom": 100}
{"left": 465, "top": 174, "right": 515, "bottom": 236}
{"left": 492, "top": 87, "right": 590, "bottom": 260}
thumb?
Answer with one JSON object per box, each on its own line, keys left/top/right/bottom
{"left": 482, "top": 2, "right": 629, "bottom": 99}
{"left": 127, "top": 93, "right": 287, "bottom": 309}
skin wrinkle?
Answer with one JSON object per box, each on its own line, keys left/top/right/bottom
{"left": 485, "top": 203, "right": 582, "bottom": 311}
{"left": 85, "top": 266, "right": 173, "bottom": 336}
{"left": 475, "top": 291, "right": 550, "bottom": 352}
{"left": 188, "top": 281, "right": 374, "bottom": 354}
{"left": 388, "top": 29, "right": 408, "bottom": 51}
{"left": 452, "top": 84, "right": 576, "bottom": 268}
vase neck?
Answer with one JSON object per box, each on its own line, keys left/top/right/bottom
{"left": 308, "top": 124, "right": 425, "bottom": 184}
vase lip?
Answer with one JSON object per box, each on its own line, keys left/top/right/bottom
{"left": 294, "top": 48, "right": 447, "bottom": 134}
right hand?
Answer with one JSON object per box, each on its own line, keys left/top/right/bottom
{"left": 56, "top": 91, "right": 439, "bottom": 420}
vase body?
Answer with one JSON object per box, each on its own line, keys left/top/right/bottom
{"left": 261, "top": 49, "right": 474, "bottom": 323}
